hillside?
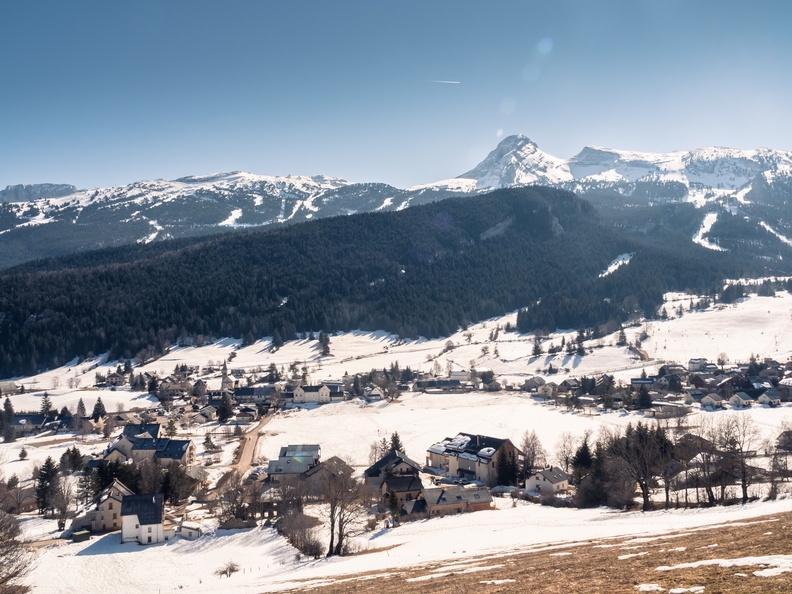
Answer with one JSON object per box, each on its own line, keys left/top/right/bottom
{"left": 0, "top": 187, "right": 761, "bottom": 378}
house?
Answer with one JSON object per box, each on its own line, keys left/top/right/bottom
{"left": 521, "top": 376, "right": 546, "bottom": 392}
{"left": 729, "top": 392, "right": 753, "bottom": 408}
{"left": 82, "top": 479, "right": 134, "bottom": 532}
{"left": 302, "top": 456, "right": 355, "bottom": 497}
{"left": 0, "top": 381, "right": 21, "bottom": 396}
{"left": 121, "top": 494, "right": 169, "bottom": 545}
{"left": 191, "top": 405, "right": 218, "bottom": 424}
{"left": 421, "top": 485, "right": 492, "bottom": 517}
{"left": 179, "top": 521, "right": 202, "bottom": 540}
{"left": 701, "top": 393, "right": 724, "bottom": 410}
{"left": 157, "top": 378, "right": 193, "bottom": 401}
{"left": 104, "top": 423, "right": 194, "bottom": 466}
{"left": 234, "top": 385, "right": 276, "bottom": 405}
{"left": 413, "top": 379, "right": 466, "bottom": 393}
{"left": 106, "top": 372, "right": 127, "bottom": 387}
{"left": 234, "top": 405, "right": 259, "bottom": 423}
{"left": 381, "top": 475, "right": 423, "bottom": 508}
{"left": 537, "top": 382, "right": 558, "bottom": 398}
{"left": 426, "top": 433, "right": 521, "bottom": 487}
{"left": 685, "top": 388, "right": 707, "bottom": 405}
{"left": 688, "top": 358, "right": 709, "bottom": 372}
{"left": 294, "top": 384, "right": 331, "bottom": 403}
{"left": 9, "top": 413, "right": 58, "bottom": 437}
{"left": 364, "top": 449, "right": 422, "bottom": 489}
{"left": 560, "top": 378, "right": 581, "bottom": 393}
{"left": 525, "top": 466, "right": 570, "bottom": 495}
{"left": 757, "top": 390, "right": 782, "bottom": 407}
{"left": 266, "top": 444, "right": 321, "bottom": 481}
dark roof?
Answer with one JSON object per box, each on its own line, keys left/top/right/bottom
{"left": 122, "top": 423, "right": 161, "bottom": 440}
{"left": 383, "top": 475, "right": 423, "bottom": 493}
{"left": 121, "top": 494, "right": 163, "bottom": 524}
{"left": 428, "top": 433, "right": 511, "bottom": 460}
{"left": 303, "top": 456, "right": 353, "bottom": 479}
{"left": 154, "top": 439, "right": 192, "bottom": 460}
{"left": 278, "top": 444, "right": 320, "bottom": 458}
{"left": 12, "top": 413, "right": 56, "bottom": 427}
{"left": 364, "top": 450, "right": 421, "bottom": 478}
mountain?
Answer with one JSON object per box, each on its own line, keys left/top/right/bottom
{"left": 1, "top": 186, "right": 765, "bottom": 378}
{"left": 0, "top": 183, "right": 76, "bottom": 202}
{"left": 2, "top": 134, "right": 792, "bottom": 269}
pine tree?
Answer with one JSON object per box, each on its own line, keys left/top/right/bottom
{"left": 218, "top": 392, "right": 234, "bottom": 422}
{"left": 389, "top": 431, "right": 403, "bottom": 453}
{"left": 166, "top": 418, "right": 177, "bottom": 437}
{"left": 637, "top": 385, "right": 652, "bottom": 409}
{"left": 572, "top": 437, "right": 594, "bottom": 482}
{"left": 40, "top": 392, "right": 53, "bottom": 417}
{"left": 19, "top": 447, "right": 27, "bottom": 460}
{"left": 3, "top": 397, "right": 16, "bottom": 442}
{"left": 91, "top": 397, "right": 106, "bottom": 420}
{"left": 35, "top": 457, "right": 58, "bottom": 515}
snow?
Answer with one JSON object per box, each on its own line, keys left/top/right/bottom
{"left": 137, "top": 219, "right": 163, "bottom": 244}
{"left": 24, "top": 497, "right": 792, "bottom": 593}
{"left": 759, "top": 221, "right": 792, "bottom": 247}
{"left": 218, "top": 208, "right": 243, "bottom": 227}
{"left": 692, "top": 212, "right": 726, "bottom": 251}
{"left": 657, "top": 554, "right": 792, "bottom": 578}
{"left": 636, "top": 585, "right": 664, "bottom": 592}
{"left": 599, "top": 252, "right": 635, "bottom": 277}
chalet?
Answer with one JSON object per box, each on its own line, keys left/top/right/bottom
{"left": 234, "top": 405, "right": 259, "bottom": 423}
{"left": 757, "top": 390, "right": 782, "bottom": 407}
{"left": 106, "top": 372, "right": 127, "bottom": 387}
{"left": 536, "top": 382, "right": 558, "bottom": 398}
{"left": 777, "top": 430, "right": 792, "bottom": 453}
{"left": 520, "top": 376, "right": 546, "bottom": 392}
{"left": 364, "top": 385, "right": 386, "bottom": 401}
{"left": 426, "top": 433, "right": 521, "bottom": 487}
{"left": 525, "top": 466, "right": 570, "bottom": 495}
{"left": 191, "top": 405, "right": 218, "bottom": 424}
{"left": 266, "top": 444, "right": 321, "bottom": 481}
{"left": 121, "top": 494, "right": 169, "bottom": 545}
{"left": 701, "top": 393, "right": 724, "bottom": 410}
{"left": 688, "top": 358, "right": 709, "bottom": 372}
{"left": 659, "top": 364, "right": 688, "bottom": 377}
{"left": 421, "top": 485, "right": 492, "bottom": 517}
{"left": 302, "top": 456, "right": 354, "bottom": 497}
{"left": 10, "top": 413, "right": 58, "bottom": 437}
{"left": 364, "top": 449, "right": 422, "bottom": 489}
{"left": 729, "top": 392, "right": 753, "bottom": 408}
{"left": 83, "top": 479, "right": 134, "bottom": 532}
{"left": 104, "top": 423, "right": 194, "bottom": 466}
{"left": 560, "top": 378, "right": 581, "bottom": 393}
{"left": 157, "top": 378, "right": 193, "bottom": 401}
{"left": 381, "top": 475, "right": 423, "bottom": 507}
{"left": 685, "top": 388, "right": 707, "bottom": 405}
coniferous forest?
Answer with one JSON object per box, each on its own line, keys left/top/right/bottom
{"left": 0, "top": 187, "right": 779, "bottom": 377}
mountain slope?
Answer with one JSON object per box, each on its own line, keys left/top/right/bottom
{"left": 0, "top": 187, "right": 757, "bottom": 378}
{"left": 3, "top": 135, "right": 792, "bottom": 269}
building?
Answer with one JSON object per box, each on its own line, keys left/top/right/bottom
{"left": 266, "top": 444, "right": 321, "bottom": 481}
{"left": 82, "top": 479, "right": 134, "bottom": 532}
{"left": 294, "top": 384, "right": 331, "bottom": 403}
{"left": 701, "top": 393, "right": 724, "bottom": 410}
{"left": 121, "top": 494, "right": 168, "bottom": 545}
{"left": 104, "top": 422, "right": 194, "bottom": 466}
{"left": 364, "top": 449, "right": 422, "bottom": 489}
{"left": 426, "top": 433, "right": 521, "bottom": 487}
{"left": 381, "top": 475, "right": 423, "bottom": 508}
{"left": 525, "top": 466, "right": 570, "bottom": 495}
{"left": 729, "top": 392, "right": 754, "bottom": 408}
{"left": 421, "top": 485, "right": 492, "bottom": 517}
{"left": 234, "top": 385, "right": 276, "bottom": 405}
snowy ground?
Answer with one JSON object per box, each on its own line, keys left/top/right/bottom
{"left": 9, "top": 291, "right": 792, "bottom": 392}
{"left": 258, "top": 392, "right": 792, "bottom": 470}
{"left": 24, "top": 497, "right": 792, "bottom": 593}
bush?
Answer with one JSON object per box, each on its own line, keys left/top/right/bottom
{"left": 215, "top": 561, "right": 240, "bottom": 578}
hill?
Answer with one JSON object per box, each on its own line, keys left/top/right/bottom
{"left": 0, "top": 187, "right": 774, "bottom": 378}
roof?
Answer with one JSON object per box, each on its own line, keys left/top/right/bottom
{"left": 383, "top": 475, "right": 423, "bottom": 493}
{"left": 533, "top": 466, "right": 570, "bottom": 484}
{"left": 303, "top": 456, "right": 353, "bottom": 479}
{"left": 364, "top": 449, "right": 422, "bottom": 478}
{"left": 428, "top": 433, "right": 512, "bottom": 461}
{"left": 122, "top": 423, "right": 161, "bottom": 440}
{"left": 12, "top": 413, "right": 56, "bottom": 427}
{"left": 422, "top": 486, "right": 492, "bottom": 506}
{"left": 121, "top": 494, "right": 163, "bottom": 525}
{"left": 278, "top": 444, "right": 320, "bottom": 458}
{"left": 731, "top": 392, "right": 753, "bottom": 401}
{"left": 154, "top": 439, "right": 192, "bottom": 460}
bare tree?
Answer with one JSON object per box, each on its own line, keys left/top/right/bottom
{"left": 555, "top": 432, "right": 576, "bottom": 474}
{"left": 721, "top": 415, "right": 761, "bottom": 503}
{"left": 52, "top": 476, "right": 73, "bottom": 530}
{"left": 319, "top": 461, "right": 365, "bottom": 556}
{"left": 0, "top": 511, "right": 28, "bottom": 590}
{"left": 521, "top": 430, "right": 547, "bottom": 478}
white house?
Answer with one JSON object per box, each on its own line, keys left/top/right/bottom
{"left": 525, "top": 466, "right": 570, "bottom": 495}
{"left": 758, "top": 392, "right": 782, "bottom": 407}
{"left": 701, "top": 393, "right": 724, "bottom": 410}
{"left": 729, "top": 392, "right": 753, "bottom": 408}
{"left": 85, "top": 479, "right": 134, "bottom": 532}
{"left": 294, "top": 384, "right": 331, "bottom": 403}
{"left": 121, "top": 494, "right": 167, "bottom": 545}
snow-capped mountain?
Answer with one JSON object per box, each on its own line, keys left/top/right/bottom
{"left": 2, "top": 133, "right": 792, "bottom": 269}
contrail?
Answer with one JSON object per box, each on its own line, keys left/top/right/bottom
{"left": 431, "top": 80, "right": 462, "bottom": 84}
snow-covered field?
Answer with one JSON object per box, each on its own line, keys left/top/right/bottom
{"left": 258, "top": 391, "right": 792, "bottom": 470}
{"left": 25, "top": 497, "right": 792, "bottom": 593}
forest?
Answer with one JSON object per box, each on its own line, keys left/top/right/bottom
{"left": 0, "top": 186, "right": 778, "bottom": 378}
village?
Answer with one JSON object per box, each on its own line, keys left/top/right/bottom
{"left": 0, "top": 290, "right": 791, "bottom": 591}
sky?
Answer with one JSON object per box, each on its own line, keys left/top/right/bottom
{"left": 2, "top": 0, "right": 792, "bottom": 189}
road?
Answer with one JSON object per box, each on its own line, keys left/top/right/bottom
{"left": 212, "top": 415, "right": 270, "bottom": 493}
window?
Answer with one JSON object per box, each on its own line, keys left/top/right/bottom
{"left": 109, "top": 502, "right": 113, "bottom": 509}
{"left": 148, "top": 526, "right": 152, "bottom": 533}
{"left": 113, "top": 513, "right": 117, "bottom": 519}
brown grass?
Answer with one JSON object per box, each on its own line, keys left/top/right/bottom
{"left": 279, "top": 511, "right": 792, "bottom": 593}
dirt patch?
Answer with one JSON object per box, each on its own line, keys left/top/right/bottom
{"left": 279, "top": 512, "right": 792, "bottom": 593}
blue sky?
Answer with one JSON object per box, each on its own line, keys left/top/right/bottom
{"left": 2, "top": 0, "right": 792, "bottom": 188}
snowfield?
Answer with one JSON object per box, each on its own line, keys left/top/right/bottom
{"left": 25, "top": 497, "right": 792, "bottom": 593}
{"left": 692, "top": 212, "right": 725, "bottom": 251}
{"left": 257, "top": 391, "right": 792, "bottom": 470}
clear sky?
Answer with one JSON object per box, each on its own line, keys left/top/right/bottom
{"left": 2, "top": 0, "right": 791, "bottom": 189}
